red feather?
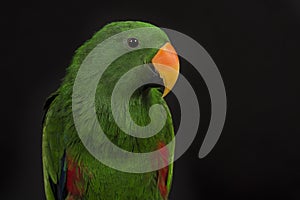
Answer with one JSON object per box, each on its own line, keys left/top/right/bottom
{"left": 66, "top": 155, "right": 84, "bottom": 197}
{"left": 157, "top": 141, "right": 169, "bottom": 199}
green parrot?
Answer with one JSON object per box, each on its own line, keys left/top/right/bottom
{"left": 42, "top": 21, "right": 180, "bottom": 200}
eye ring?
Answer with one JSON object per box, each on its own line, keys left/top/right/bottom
{"left": 127, "top": 38, "right": 139, "bottom": 48}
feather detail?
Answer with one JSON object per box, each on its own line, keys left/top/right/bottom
{"left": 66, "top": 155, "right": 84, "bottom": 197}
{"left": 157, "top": 141, "right": 169, "bottom": 199}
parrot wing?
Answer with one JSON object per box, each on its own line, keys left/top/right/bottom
{"left": 42, "top": 92, "right": 67, "bottom": 200}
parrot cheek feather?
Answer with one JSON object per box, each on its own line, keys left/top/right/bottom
{"left": 157, "top": 141, "right": 169, "bottom": 199}
{"left": 66, "top": 156, "right": 84, "bottom": 197}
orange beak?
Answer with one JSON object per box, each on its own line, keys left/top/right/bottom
{"left": 151, "top": 42, "right": 180, "bottom": 97}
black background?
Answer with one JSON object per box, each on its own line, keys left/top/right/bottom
{"left": 4, "top": 0, "right": 300, "bottom": 199}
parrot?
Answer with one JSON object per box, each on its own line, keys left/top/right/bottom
{"left": 42, "top": 21, "right": 180, "bottom": 200}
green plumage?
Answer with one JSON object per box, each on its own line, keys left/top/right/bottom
{"left": 42, "top": 21, "right": 175, "bottom": 200}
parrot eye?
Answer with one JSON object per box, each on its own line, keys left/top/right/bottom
{"left": 127, "top": 38, "right": 139, "bottom": 48}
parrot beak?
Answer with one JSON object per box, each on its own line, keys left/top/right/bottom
{"left": 151, "top": 42, "right": 180, "bottom": 97}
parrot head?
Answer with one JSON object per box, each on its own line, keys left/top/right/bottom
{"left": 70, "top": 21, "right": 180, "bottom": 98}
